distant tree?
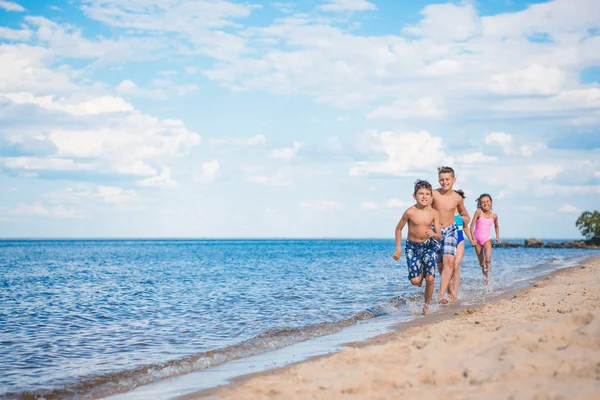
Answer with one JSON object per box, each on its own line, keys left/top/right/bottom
{"left": 575, "top": 210, "right": 600, "bottom": 240}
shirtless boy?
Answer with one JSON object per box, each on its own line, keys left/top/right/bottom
{"left": 432, "top": 166, "right": 472, "bottom": 304}
{"left": 392, "top": 180, "right": 441, "bottom": 314}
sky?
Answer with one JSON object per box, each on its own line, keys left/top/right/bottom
{"left": 0, "top": 0, "right": 599, "bottom": 239}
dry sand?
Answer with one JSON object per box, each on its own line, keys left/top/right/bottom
{"left": 189, "top": 255, "right": 600, "bottom": 400}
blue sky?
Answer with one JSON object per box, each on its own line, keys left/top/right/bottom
{"left": 0, "top": 0, "right": 599, "bottom": 239}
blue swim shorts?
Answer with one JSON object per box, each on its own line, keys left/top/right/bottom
{"left": 405, "top": 238, "right": 437, "bottom": 280}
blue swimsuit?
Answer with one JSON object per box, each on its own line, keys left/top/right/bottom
{"left": 454, "top": 214, "right": 464, "bottom": 244}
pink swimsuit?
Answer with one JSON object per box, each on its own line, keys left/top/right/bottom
{"left": 474, "top": 215, "right": 494, "bottom": 245}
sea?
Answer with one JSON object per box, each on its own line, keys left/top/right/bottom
{"left": 1, "top": 239, "right": 597, "bottom": 399}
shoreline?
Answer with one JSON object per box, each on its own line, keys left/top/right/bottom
{"left": 180, "top": 254, "right": 600, "bottom": 400}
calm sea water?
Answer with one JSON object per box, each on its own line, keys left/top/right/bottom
{"left": 0, "top": 239, "right": 597, "bottom": 399}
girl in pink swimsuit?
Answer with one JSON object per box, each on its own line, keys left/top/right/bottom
{"left": 470, "top": 194, "right": 501, "bottom": 278}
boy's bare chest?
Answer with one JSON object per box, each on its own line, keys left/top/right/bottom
{"left": 433, "top": 195, "right": 458, "bottom": 212}
{"left": 409, "top": 211, "right": 434, "bottom": 225}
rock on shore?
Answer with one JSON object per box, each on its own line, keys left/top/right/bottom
{"left": 493, "top": 238, "right": 600, "bottom": 249}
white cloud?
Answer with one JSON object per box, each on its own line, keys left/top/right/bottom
{"left": 95, "top": 186, "right": 137, "bottom": 204}
{"left": 361, "top": 201, "right": 379, "bottom": 210}
{"left": 116, "top": 78, "right": 197, "bottom": 99}
{"left": 537, "top": 184, "right": 600, "bottom": 196}
{"left": 2, "top": 92, "right": 134, "bottom": 115}
{"left": 2, "top": 157, "right": 96, "bottom": 171}
{"left": 272, "top": 142, "right": 303, "bottom": 161}
{"left": 458, "top": 152, "right": 498, "bottom": 165}
{"left": 402, "top": 3, "right": 480, "bottom": 42}
{"left": 80, "top": 0, "right": 253, "bottom": 60}
{"left": 319, "top": 0, "right": 377, "bottom": 12}
{"left": 23, "top": 16, "right": 163, "bottom": 63}
{"left": 421, "top": 59, "right": 462, "bottom": 77}
{"left": 210, "top": 135, "right": 266, "bottom": 147}
{"left": 114, "top": 160, "right": 157, "bottom": 176}
{"left": 368, "top": 97, "right": 445, "bottom": 120}
{"left": 559, "top": 203, "right": 579, "bottom": 213}
{"left": 8, "top": 202, "right": 50, "bottom": 217}
{"left": 481, "top": 0, "right": 600, "bottom": 40}
{"left": 528, "top": 164, "right": 564, "bottom": 180}
{"left": 117, "top": 80, "right": 137, "bottom": 93}
{"left": 485, "top": 132, "right": 513, "bottom": 155}
{"left": 198, "top": 0, "right": 600, "bottom": 128}
{"left": 5, "top": 202, "right": 81, "bottom": 218}
{"left": 0, "top": 44, "right": 75, "bottom": 94}
{"left": 386, "top": 198, "right": 412, "bottom": 209}
{"left": 489, "top": 65, "right": 565, "bottom": 95}
{"left": 324, "top": 136, "right": 343, "bottom": 153}
{"left": 300, "top": 200, "right": 345, "bottom": 211}
{"left": 520, "top": 143, "right": 546, "bottom": 157}
{"left": 0, "top": 27, "right": 32, "bottom": 41}
{"left": 350, "top": 130, "right": 447, "bottom": 176}
{"left": 136, "top": 168, "right": 178, "bottom": 188}
{"left": 246, "top": 172, "right": 291, "bottom": 187}
{"left": 43, "top": 185, "right": 137, "bottom": 206}
{"left": 0, "top": 1, "right": 25, "bottom": 12}
{"left": 51, "top": 205, "right": 83, "bottom": 218}
{"left": 198, "top": 160, "right": 220, "bottom": 182}
{"left": 518, "top": 205, "right": 538, "bottom": 212}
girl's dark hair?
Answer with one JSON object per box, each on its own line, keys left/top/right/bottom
{"left": 413, "top": 179, "right": 432, "bottom": 195}
{"left": 454, "top": 189, "right": 465, "bottom": 199}
{"left": 476, "top": 193, "right": 493, "bottom": 209}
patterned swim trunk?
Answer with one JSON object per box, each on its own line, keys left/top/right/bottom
{"left": 435, "top": 224, "right": 458, "bottom": 263}
{"left": 405, "top": 238, "right": 437, "bottom": 280}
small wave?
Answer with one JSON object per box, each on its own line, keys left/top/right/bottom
{"left": 4, "top": 295, "right": 409, "bottom": 400}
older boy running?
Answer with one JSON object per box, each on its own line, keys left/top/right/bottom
{"left": 432, "top": 166, "right": 472, "bottom": 304}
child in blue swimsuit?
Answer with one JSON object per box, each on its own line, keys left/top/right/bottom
{"left": 450, "top": 190, "right": 475, "bottom": 296}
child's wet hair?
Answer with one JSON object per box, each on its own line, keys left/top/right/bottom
{"left": 437, "top": 166, "right": 455, "bottom": 177}
{"left": 476, "top": 193, "right": 493, "bottom": 209}
{"left": 413, "top": 179, "right": 432, "bottom": 195}
{"left": 454, "top": 189, "right": 465, "bottom": 199}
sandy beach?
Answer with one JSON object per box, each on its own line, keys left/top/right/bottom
{"left": 186, "top": 255, "right": 600, "bottom": 400}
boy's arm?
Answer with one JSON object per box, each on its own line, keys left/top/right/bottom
{"left": 494, "top": 214, "right": 501, "bottom": 243}
{"left": 457, "top": 197, "right": 470, "bottom": 227}
{"left": 431, "top": 210, "right": 441, "bottom": 241}
{"left": 392, "top": 210, "right": 410, "bottom": 260}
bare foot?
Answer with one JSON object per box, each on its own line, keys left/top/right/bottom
{"left": 438, "top": 296, "right": 449, "bottom": 305}
{"left": 422, "top": 304, "right": 430, "bottom": 315}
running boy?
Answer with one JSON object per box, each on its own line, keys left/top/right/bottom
{"left": 392, "top": 180, "right": 441, "bottom": 314}
{"left": 431, "top": 166, "right": 471, "bottom": 304}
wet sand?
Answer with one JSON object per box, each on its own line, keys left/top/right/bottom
{"left": 184, "top": 255, "right": 600, "bottom": 400}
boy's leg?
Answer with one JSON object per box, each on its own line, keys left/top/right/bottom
{"left": 453, "top": 241, "right": 465, "bottom": 296}
{"left": 410, "top": 275, "right": 424, "bottom": 287}
{"left": 423, "top": 275, "right": 434, "bottom": 314}
{"left": 438, "top": 254, "right": 455, "bottom": 303}
{"left": 407, "top": 242, "right": 424, "bottom": 287}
